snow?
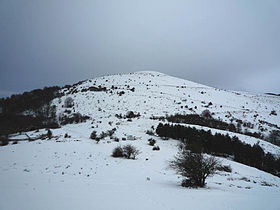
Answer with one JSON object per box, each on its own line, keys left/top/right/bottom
{"left": 1, "top": 123, "right": 280, "bottom": 210}
{"left": 1, "top": 71, "right": 280, "bottom": 210}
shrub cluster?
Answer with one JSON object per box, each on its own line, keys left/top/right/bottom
{"left": 59, "top": 113, "right": 90, "bottom": 125}
{"left": 112, "top": 144, "right": 140, "bottom": 159}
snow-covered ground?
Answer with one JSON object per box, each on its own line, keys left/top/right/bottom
{"left": 1, "top": 71, "right": 280, "bottom": 210}
{"left": 1, "top": 120, "right": 280, "bottom": 210}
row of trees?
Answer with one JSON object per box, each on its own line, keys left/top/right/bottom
{"left": 156, "top": 123, "right": 280, "bottom": 177}
{"left": 164, "top": 113, "right": 263, "bottom": 139}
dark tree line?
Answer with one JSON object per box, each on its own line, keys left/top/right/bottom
{"left": 0, "top": 86, "right": 61, "bottom": 135}
{"left": 156, "top": 123, "right": 280, "bottom": 177}
{"left": 163, "top": 114, "right": 263, "bottom": 139}
{"left": 0, "top": 86, "right": 60, "bottom": 114}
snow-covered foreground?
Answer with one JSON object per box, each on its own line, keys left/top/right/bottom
{"left": 1, "top": 121, "right": 280, "bottom": 210}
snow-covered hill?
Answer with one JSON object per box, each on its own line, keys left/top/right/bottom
{"left": 54, "top": 71, "right": 280, "bottom": 135}
{"left": 1, "top": 71, "right": 280, "bottom": 210}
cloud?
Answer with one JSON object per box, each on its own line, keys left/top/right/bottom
{"left": 0, "top": 0, "right": 279, "bottom": 94}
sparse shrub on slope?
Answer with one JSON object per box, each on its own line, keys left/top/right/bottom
{"left": 112, "top": 145, "right": 140, "bottom": 159}
{"left": 123, "top": 144, "right": 140, "bottom": 159}
{"left": 169, "top": 148, "right": 219, "bottom": 188}
{"left": 90, "top": 131, "right": 97, "bottom": 140}
{"left": 148, "top": 138, "right": 156, "bottom": 146}
{"left": 112, "top": 146, "right": 124, "bottom": 157}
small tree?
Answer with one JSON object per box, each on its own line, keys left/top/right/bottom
{"left": 112, "top": 146, "right": 124, "bottom": 157}
{"left": 169, "top": 148, "right": 219, "bottom": 187}
{"left": 90, "top": 131, "right": 97, "bottom": 139}
{"left": 123, "top": 144, "right": 140, "bottom": 159}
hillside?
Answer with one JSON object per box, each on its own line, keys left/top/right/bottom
{"left": 1, "top": 71, "right": 280, "bottom": 210}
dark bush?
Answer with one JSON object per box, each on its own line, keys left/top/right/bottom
{"left": 146, "top": 130, "right": 154, "bottom": 136}
{"left": 181, "top": 179, "right": 197, "bottom": 188}
{"left": 152, "top": 146, "right": 160, "bottom": 151}
{"left": 90, "top": 131, "right": 97, "bottom": 140}
{"left": 148, "top": 138, "right": 156, "bottom": 146}
{"left": 59, "top": 113, "right": 90, "bottom": 125}
{"left": 112, "top": 146, "right": 124, "bottom": 157}
{"left": 113, "top": 137, "right": 120, "bottom": 142}
{"left": 47, "top": 129, "right": 52, "bottom": 139}
{"left": 123, "top": 144, "right": 140, "bottom": 159}
{"left": 126, "top": 111, "right": 141, "bottom": 118}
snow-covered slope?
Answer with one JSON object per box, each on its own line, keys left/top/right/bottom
{"left": 54, "top": 71, "right": 280, "bottom": 135}
{"left": 1, "top": 71, "right": 280, "bottom": 210}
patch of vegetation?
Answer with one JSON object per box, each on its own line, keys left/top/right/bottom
{"left": 112, "top": 144, "right": 140, "bottom": 159}
{"left": 169, "top": 148, "right": 219, "bottom": 187}
{"left": 148, "top": 138, "right": 156, "bottom": 146}
{"left": 59, "top": 113, "right": 90, "bottom": 125}
{"left": 0, "top": 86, "right": 60, "bottom": 135}
{"left": 156, "top": 123, "right": 280, "bottom": 177}
{"left": 152, "top": 113, "right": 263, "bottom": 139}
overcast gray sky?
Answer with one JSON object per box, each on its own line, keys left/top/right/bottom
{"left": 1, "top": 0, "right": 280, "bottom": 97}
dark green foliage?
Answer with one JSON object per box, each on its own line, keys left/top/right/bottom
{"left": 152, "top": 146, "right": 160, "bottom": 151}
{"left": 156, "top": 114, "right": 263, "bottom": 139}
{"left": 156, "top": 123, "right": 280, "bottom": 177}
{"left": 0, "top": 114, "right": 59, "bottom": 135}
{"left": 148, "top": 138, "right": 156, "bottom": 146}
{"left": 112, "top": 146, "right": 124, "bottom": 157}
{"left": 126, "top": 111, "right": 141, "bottom": 118}
{"left": 0, "top": 86, "right": 60, "bottom": 135}
{"left": 0, "top": 86, "right": 60, "bottom": 114}
{"left": 90, "top": 131, "right": 97, "bottom": 139}
{"left": 59, "top": 113, "right": 90, "bottom": 125}
{"left": 123, "top": 144, "right": 140, "bottom": 159}
{"left": 170, "top": 149, "right": 219, "bottom": 187}
{"left": 112, "top": 145, "right": 140, "bottom": 159}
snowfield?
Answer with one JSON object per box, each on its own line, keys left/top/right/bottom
{"left": 1, "top": 71, "right": 280, "bottom": 210}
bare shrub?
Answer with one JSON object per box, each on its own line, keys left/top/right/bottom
{"left": 123, "top": 144, "right": 140, "bottom": 159}
{"left": 169, "top": 148, "right": 219, "bottom": 187}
